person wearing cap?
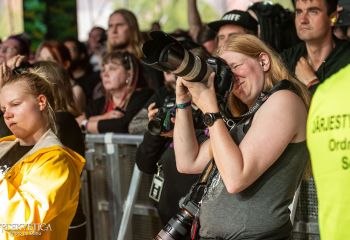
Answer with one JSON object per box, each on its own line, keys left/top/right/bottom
{"left": 281, "top": 0, "right": 350, "bottom": 93}
{"left": 208, "top": 9, "right": 258, "bottom": 48}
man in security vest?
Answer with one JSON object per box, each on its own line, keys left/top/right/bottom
{"left": 307, "top": 64, "right": 350, "bottom": 240}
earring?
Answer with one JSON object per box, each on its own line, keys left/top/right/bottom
{"left": 126, "top": 78, "right": 129, "bottom": 84}
{"left": 331, "top": 17, "right": 337, "bottom": 25}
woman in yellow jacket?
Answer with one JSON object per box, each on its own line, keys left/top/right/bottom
{"left": 0, "top": 59, "right": 85, "bottom": 240}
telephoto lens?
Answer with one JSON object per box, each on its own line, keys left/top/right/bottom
{"left": 154, "top": 208, "right": 194, "bottom": 240}
{"left": 154, "top": 198, "right": 200, "bottom": 240}
{"left": 142, "top": 31, "right": 211, "bottom": 83}
{"left": 142, "top": 31, "right": 234, "bottom": 99}
{"left": 153, "top": 160, "right": 216, "bottom": 240}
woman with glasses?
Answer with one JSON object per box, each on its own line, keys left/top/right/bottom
{"left": 0, "top": 34, "right": 30, "bottom": 65}
{"left": 76, "top": 51, "right": 153, "bottom": 133}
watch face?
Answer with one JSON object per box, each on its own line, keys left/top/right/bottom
{"left": 203, "top": 113, "right": 214, "bottom": 127}
{"left": 203, "top": 112, "right": 222, "bottom": 127}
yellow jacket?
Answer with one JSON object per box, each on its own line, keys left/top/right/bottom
{"left": 0, "top": 130, "right": 85, "bottom": 240}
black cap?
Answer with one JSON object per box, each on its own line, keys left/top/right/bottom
{"left": 208, "top": 10, "right": 258, "bottom": 34}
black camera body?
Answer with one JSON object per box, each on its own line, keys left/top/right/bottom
{"left": 148, "top": 96, "right": 176, "bottom": 136}
{"left": 142, "top": 31, "right": 234, "bottom": 99}
{"left": 148, "top": 95, "right": 205, "bottom": 136}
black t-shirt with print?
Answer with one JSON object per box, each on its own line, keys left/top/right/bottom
{"left": 0, "top": 142, "right": 33, "bottom": 176}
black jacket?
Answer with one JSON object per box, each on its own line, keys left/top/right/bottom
{"left": 281, "top": 37, "right": 350, "bottom": 92}
{"left": 86, "top": 88, "right": 153, "bottom": 133}
{"left": 135, "top": 86, "right": 207, "bottom": 225}
{"left": 0, "top": 113, "right": 11, "bottom": 138}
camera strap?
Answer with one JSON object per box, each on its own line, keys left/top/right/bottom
{"left": 220, "top": 79, "right": 297, "bottom": 131}
{"left": 201, "top": 80, "right": 298, "bottom": 191}
{"left": 189, "top": 80, "right": 296, "bottom": 239}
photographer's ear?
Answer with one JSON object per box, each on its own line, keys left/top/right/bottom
{"left": 258, "top": 52, "right": 270, "bottom": 72}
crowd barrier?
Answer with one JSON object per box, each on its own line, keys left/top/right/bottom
{"left": 81, "top": 133, "right": 320, "bottom": 240}
{"left": 292, "top": 178, "right": 320, "bottom": 239}
{"left": 81, "top": 133, "right": 162, "bottom": 240}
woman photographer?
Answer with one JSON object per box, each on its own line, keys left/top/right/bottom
{"left": 0, "top": 60, "right": 85, "bottom": 239}
{"left": 174, "top": 34, "right": 310, "bottom": 239}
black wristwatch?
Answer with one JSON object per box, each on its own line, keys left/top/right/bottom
{"left": 203, "top": 112, "right": 222, "bottom": 127}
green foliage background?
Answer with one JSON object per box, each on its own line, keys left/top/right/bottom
{"left": 22, "top": 0, "right": 77, "bottom": 51}
{"left": 22, "top": 0, "right": 46, "bottom": 50}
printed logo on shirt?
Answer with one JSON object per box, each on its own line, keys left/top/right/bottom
{"left": 0, "top": 164, "right": 10, "bottom": 179}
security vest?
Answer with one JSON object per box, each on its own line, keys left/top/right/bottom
{"left": 307, "top": 64, "right": 350, "bottom": 240}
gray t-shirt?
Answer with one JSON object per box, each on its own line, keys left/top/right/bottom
{"left": 199, "top": 128, "right": 308, "bottom": 239}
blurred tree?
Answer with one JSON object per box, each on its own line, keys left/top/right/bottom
{"left": 23, "top": 0, "right": 77, "bottom": 51}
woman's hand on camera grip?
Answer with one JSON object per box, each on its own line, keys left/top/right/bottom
{"left": 175, "top": 77, "right": 192, "bottom": 104}
{"left": 147, "top": 102, "right": 159, "bottom": 121}
{"left": 180, "top": 72, "right": 219, "bottom": 113}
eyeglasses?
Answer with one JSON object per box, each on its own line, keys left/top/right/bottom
{"left": 0, "top": 45, "right": 19, "bottom": 55}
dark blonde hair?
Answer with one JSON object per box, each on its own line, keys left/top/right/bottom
{"left": 217, "top": 34, "right": 310, "bottom": 117}
{"left": 108, "top": 9, "right": 144, "bottom": 58}
{"left": 1, "top": 67, "right": 57, "bottom": 133}
{"left": 32, "top": 61, "right": 80, "bottom": 116}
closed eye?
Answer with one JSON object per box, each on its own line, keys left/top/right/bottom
{"left": 230, "top": 63, "right": 242, "bottom": 71}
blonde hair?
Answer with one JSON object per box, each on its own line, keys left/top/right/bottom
{"left": 32, "top": 61, "right": 80, "bottom": 116}
{"left": 217, "top": 34, "right": 310, "bottom": 117}
{"left": 1, "top": 66, "right": 57, "bottom": 133}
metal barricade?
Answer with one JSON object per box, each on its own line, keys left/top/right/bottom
{"left": 81, "top": 133, "right": 320, "bottom": 240}
{"left": 292, "top": 178, "right": 320, "bottom": 240}
{"left": 81, "top": 133, "right": 162, "bottom": 240}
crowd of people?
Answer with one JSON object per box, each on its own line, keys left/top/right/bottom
{"left": 0, "top": 0, "right": 350, "bottom": 239}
